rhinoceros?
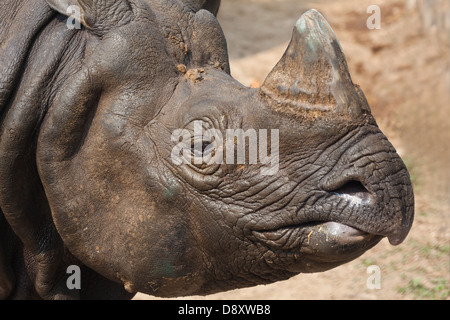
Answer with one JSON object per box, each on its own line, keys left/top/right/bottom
{"left": 0, "top": 0, "right": 414, "bottom": 300}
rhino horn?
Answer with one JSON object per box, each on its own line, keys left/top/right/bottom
{"left": 261, "top": 9, "right": 370, "bottom": 116}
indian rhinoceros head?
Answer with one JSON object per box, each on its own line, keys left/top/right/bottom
{"left": 0, "top": 0, "right": 413, "bottom": 299}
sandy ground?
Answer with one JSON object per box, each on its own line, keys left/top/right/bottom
{"left": 136, "top": 0, "right": 450, "bottom": 300}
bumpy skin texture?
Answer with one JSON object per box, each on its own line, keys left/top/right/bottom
{"left": 0, "top": 0, "right": 413, "bottom": 299}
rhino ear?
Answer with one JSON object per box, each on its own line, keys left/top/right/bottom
{"left": 261, "top": 9, "right": 370, "bottom": 117}
{"left": 46, "top": 0, "right": 133, "bottom": 33}
{"left": 46, "top": 0, "right": 77, "bottom": 15}
{"left": 202, "top": 0, "right": 221, "bottom": 16}
{"left": 46, "top": 0, "right": 88, "bottom": 26}
{"left": 184, "top": 0, "right": 221, "bottom": 16}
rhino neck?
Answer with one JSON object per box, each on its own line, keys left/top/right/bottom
{"left": 0, "top": 0, "right": 54, "bottom": 113}
{"left": 0, "top": 1, "right": 130, "bottom": 300}
{"left": 0, "top": 0, "right": 80, "bottom": 243}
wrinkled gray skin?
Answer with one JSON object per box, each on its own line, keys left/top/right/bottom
{"left": 0, "top": 0, "right": 414, "bottom": 299}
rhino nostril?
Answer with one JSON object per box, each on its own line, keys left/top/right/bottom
{"left": 330, "top": 180, "right": 372, "bottom": 204}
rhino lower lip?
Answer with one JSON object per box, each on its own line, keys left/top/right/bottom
{"left": 300, "top": 222, "right": 382, "bottom": 257}
{"left": 253, "top": 222, "right": 382, "bottom": 259}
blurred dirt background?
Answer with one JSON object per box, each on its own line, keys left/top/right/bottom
{"left": 136, "top": 0, "right": 449, "bottom": 300}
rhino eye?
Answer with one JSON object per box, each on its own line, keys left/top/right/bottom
{"left": 191, "top": 140, "right": 214, "bottom": 161}
{"left": 202, "top": 141, "right": 215, "bottom": 157}
{"left": 181, "top": 120, "right": 222, "bottom": 174}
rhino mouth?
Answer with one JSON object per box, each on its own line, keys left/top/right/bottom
{"left": 298, "top": 222, "right": 382, "bottom": 260}
{"left": 251, "top": 179, "right": 382, "bottom": 261}
{"left": 252, "top": 222, "right": 382, "bottom": 265}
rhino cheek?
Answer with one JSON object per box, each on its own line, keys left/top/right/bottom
{"left": 47, "top": 181, "right": 209, "bottom": 296}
